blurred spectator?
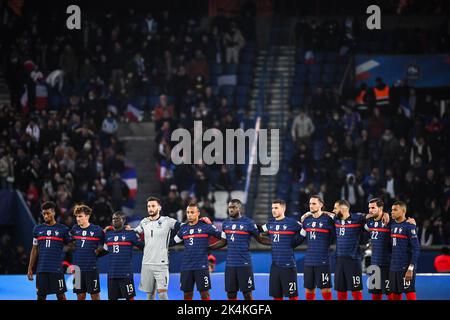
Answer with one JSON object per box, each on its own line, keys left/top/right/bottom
{"left": 434, "top": 247, "right": 450, "bottom": 272}
{"left": 223, "top": 22, "right": 245, "bottom": 64}
{"left": 291, "top": 110, "right": 315, "bottom": 147}
{"left": 419, "top": 219, "right": 434, "bottom": 246}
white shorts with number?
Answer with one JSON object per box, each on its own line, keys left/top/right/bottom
{"left": 139, "top": 264, "right": 169, "bottom": 293}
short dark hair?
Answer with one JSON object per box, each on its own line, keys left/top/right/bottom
{"left": 392, "top": 200, "right": 407, "bottom": 211}
{"left": 272, "top": 199, "right": 286, "bottom": 206}
{"left": 369, "top": 198, "right": 384, "bottom": 208}
{"left": 73, "top": 204, "right": 92, "bottom": 216}
{"left": 112, "top": 211, "right": 125, "bottom": 219}
{"left": 187, "top": 201, "right": 200, "bottom": 210}
{"left": 147, "top": 196, "right": 161, "bottom": 205}
{"left": 336, "top": 199, "right": 350, "bottom": 208}
{"left": 230, "top": 199, "right": 242, "bottom": 206}
{"left": 41, "top": 201, "right": 56, "bottom": 211}
{"left": 310, "top": 195, "right": 324, "bottom": 205}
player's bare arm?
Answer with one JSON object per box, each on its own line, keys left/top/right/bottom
{"left": 254, "top": 233, "right": 272, "bottom": 246}
{"left": 209, "top": 239, "right": 227, "bottom": 250}
{"left": 27, "top": 245, "right": 39, "bottom": 281}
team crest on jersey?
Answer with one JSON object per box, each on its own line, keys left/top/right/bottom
{"left": 240, "top": 225, "right": 244, "bottom": 230}
{"left": 47, "top": 230, "right": 51, "bottom": 236}
{"left": 283, "top": 225, "right": 287, "bottom": 230}
{"left": 312, "top": 222, "right": 316, "bottom": 228}
{"left": 90, "top": 231, "right": 94, "bottom": 236}
{"left": 198, "top": 228, "right": 202, "bottom": 233}
{"left": 399, "top": 228, "right": 403, "bottom": 233}
{"left": 82, "top": 230, "right": 87, "bottom": 236}
{"left": 232, "top": 224, "right": 236, "bottom": 230}
{"left": 122, "top": 236, "right": 126, "bottom": 241}
{"left": 114, "top": 236, "right": 119, "bottom": 241}
{"left": 190, "top": 229, "right": 194, "bottom": 234}
{"left": 319, "top": 222, "right": 323, "bottom": 228}
{"left": 55, "top": 231, "right": 59, "bottom": 236}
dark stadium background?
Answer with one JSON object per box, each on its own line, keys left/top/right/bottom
{"left": 0, "top": 0, "right": 449, "bottom": 299}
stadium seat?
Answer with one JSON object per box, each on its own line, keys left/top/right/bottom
{"left": 238, "top": 63, "right": 253, "bottom": 75}
{"left": 213, "top": 190, "right": 230, "bottom": 219}
{"left": 224, "top": 64, "right": 238, "bottom": 74}
{"left": 230, "top": 190, "right": 246, "bottom": 204}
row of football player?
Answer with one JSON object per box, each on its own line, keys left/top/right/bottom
{"left": 27, "top": 195, "right": 419, "bottom": 300}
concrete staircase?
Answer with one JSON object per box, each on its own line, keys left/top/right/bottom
{"left": 248, "top": 46, "right": 295, "bottom": 225}
{"left": 117, "top": 122, "right": 159, "bottom": 217}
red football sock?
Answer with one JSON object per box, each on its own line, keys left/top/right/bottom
{"left": 289, "top": 296, "right": 298, "bottom": 300}
{"left": 394, "top": 294, "right": 402, "bottom": 300}
{"left": 273, "top": 297, "right": 283, "bottom": 300}
{"left": 387, "top": 293, "right": 394, "bottom": 300}
{"left": 201, "top": 297, "right": 211, "bottom": 300}
{"left": 322, "top": 292, "right": 332, "bottom": 300}
{"left": 306, "top": 292, "right": 316, "bottom": 300}
{"left": 184, "top": 297, "right": 193, "bottom": 300}
{"left": 228, "top": 298, "right": 238, "bottom": 300}
{"left": 372, "top": 294, "right": 382, "bottom": 300}
{"left": 352, "top": 292, "right": 363, "bottom": 300}
{"left": 337, "top": 291, "right": 348, "bottom": 300}
{"left": 406, "top": 292, "right": 416, "bottom": 300}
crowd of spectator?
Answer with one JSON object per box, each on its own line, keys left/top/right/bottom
{"left": 288, "top": 20, "right": 450, "bottom": 245}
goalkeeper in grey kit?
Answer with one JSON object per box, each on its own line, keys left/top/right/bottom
{"left": 133, "top": 196, "right": 211, "bottom": 300}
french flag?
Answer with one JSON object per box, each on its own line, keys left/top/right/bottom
{"left": 121, "top": 168, "right": 138, "bottom": 216}
{"left": 126, "top": 102, "right": 143, "bottom": 122}
{"left": 20, "top": 83, "right": 48, "bottom": 113}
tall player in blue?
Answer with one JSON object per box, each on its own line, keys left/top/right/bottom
{"left": 209, "top": 199, "right": 271, "bottom": 300}
{"left": 172, "top": 202, "right": 222, "bottom": 300}
{"left": 27, "top": 201, "right": 71, "bottom": 300}
{"left": 99, "top": 211, "right": 144, "bottom": 300}
{"left": 261, "top": 199, "right": 302, "bottom": 300}
{"left": 389, "top": 201, "right": 420, "bottom": 300}
{"left": 294, "top": 195, "right": 335, "bottom": 300}
{"left": 365, "top": 198, "right": 393, "bottom": 300}
{"left": 70, "top": 204, "right": 105, "bottom": 300}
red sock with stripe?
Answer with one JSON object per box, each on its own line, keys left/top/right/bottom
{"left": 394, "top": 294, "right": 402, "bottom": 300}
{"left": 406, "top": 292, "right": 416, "bottom": 300}
{"left": 289, "top": 296, "right": 298, "bottom": 300}
{"left": 201, "top": 297, "right": 211, "bottom": 300}
{"left": 352, "top": 292, "right": 363, "bottom": 300}
{"left": 337, "top": 291, "right": 348, "bottom": 300}
{"left": 322, "top": 292, "right": 332, "bottom": 300}
{"left": 387, "top": 293, "right": 394, "bottom": 300}
{"left": 306, "top": 292, "right": 315, "bottom": 300}
{"left": 372, "top": 294, "right": 382, "bottom": 300}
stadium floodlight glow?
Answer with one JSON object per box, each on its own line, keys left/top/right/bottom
{"left": 170, "top": 121, "right": 279, "bottom": 176}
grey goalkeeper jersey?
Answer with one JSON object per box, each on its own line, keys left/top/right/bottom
{"left": 134, "top": 216, "right": 177, "bottom": 265}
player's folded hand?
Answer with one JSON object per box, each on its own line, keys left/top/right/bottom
{"left": 27, "top": 270, "right": 33, "bottom": 281}
{"left": 104, "top": 226, "right": 114, "bottom": 232}
{"left": 125, "top": 224, "right": 132, "bottom": 231}
{"left": 406, "top": 217, "right": 416, "bottom": 225}
{"left": 200, "top": 217, "right": 212, "bottom": 224}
